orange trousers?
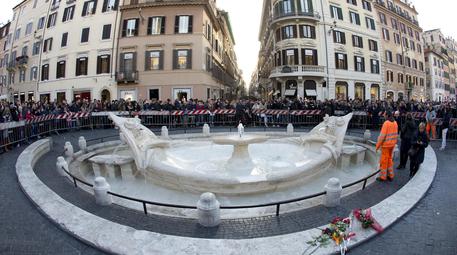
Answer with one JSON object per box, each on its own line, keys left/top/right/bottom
{"left": 379, "top": 147, "right": 395, "bottom": 180}
{"left": 426, "top": 122, "right": 436, "bottom": 139}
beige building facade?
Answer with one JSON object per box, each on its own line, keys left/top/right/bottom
{"left": 374, "top": 0, "right": 426, "bottom": 101}
{"left": 117, "top": 0, "right": 241, "bottom": 102}
{"left": 0, "top": 22, "right": 11, "bottom": 98}
{"left": 256, "top": 0, "right": 383, "bottom": 101}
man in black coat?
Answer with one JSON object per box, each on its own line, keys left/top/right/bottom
{"left": 397, "top": 113, "right": 417, "bottom": 169}
{"left": 409, "top": 123, "right": 429, "bottom": 178}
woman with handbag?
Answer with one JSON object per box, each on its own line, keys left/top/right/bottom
{"left": 409, "top": 122, "right": 429, "bottom": 178}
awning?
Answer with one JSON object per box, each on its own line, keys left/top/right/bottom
{"left": 285, "top": 89, "right": 297, "bottom": 96}
{"left": 305, "top": 90, "right": 317, "bottom": 96}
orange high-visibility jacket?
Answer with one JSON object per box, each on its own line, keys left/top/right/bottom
{"left": 376, "top": 119, "right": 399, "bottom": 150}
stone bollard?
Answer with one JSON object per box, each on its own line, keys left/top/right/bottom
{"left": 203, "top": 123, "right": 210, "bottom": 136}
{"left": 197, "top": 192, "right": 221, "bottom": 227}
{"left": 93, "top": 177, "right": 112, "bottom": 206}
{"left": 363, "top": 130, "right": 371, "bottom": 143}
{"left": 161, "top": 126, "right": 169, "bottom": 139}
{"left": 64, "top": 142, "right": 74, "bottom": 161}
{"left": 56, "top": 156, "right": 68, "bottom": 176}
{"left": 324, "top": 178, "right": 342, "bottom": 207}
{"left": 287, "top": 123, "right": 294, "bottom": 135}
{"left": 78, "top": 136, "right": 87, "bottom": 152}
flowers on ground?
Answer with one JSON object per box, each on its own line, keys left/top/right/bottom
{"left": 353, "top": 208, "right": 384, "bottom": 233}
{"left": 306, "top": 217, "right": 355, "bottom": 254}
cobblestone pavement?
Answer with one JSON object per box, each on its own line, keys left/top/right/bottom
{"left": 352, "top": 141, "right": 457, "bottom": 255}
{"left": 1, "top": 127, "right": 456, "bottom": 254}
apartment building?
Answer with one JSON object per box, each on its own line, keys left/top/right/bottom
{"left": 0, "top": 0, "right": 121, "bottom": 103}
{"left": 116, "top": 0, "right": 241, "bottom": 101}
{"left": 374, "top": 0, "right": 426, "bottom": 101}
{"left": 445, "top": 37, "right": 457, "bottom": 100}
{"left": 0, "top": 22, "right": 11, "bottom": 98}
{"left": 37, "top": 0, "right": 121, "bottom": 102}
{"left": 256, "top": 0, "right": 382, "bottom": 101}
{"left": 423, "top": 29, "right": 452, "bottom": 101}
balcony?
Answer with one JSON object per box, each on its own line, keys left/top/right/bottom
{"left": 271, "top": 10, "right": 320, "bottom": 25}
{"left": 16, "top": 55, "right": 28, "bottom": 66}
{"left": 269, "top": 65, "right": 325, "bottom": 79}
{"left": 116, "top": 71, "right": 139, "bottom": 84}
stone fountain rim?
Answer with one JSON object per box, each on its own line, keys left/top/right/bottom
{"left": 16, "top": 133, "right": 437, "bottom": 254}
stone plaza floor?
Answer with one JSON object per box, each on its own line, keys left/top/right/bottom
{"left": 0, "top": 128, "right": 456, "bottom": 254}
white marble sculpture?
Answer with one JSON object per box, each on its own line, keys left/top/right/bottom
{"left": 56, "top": 156, "right": 68, "bottom": 176}
{"left": 64, "top": 142, "right": 74, "bottom": 161}
{"left": 109, "top": 113, "right": 170, "bottom": 170}
{"left": 103, "top": 113, "right": 355, "bottom": 195}
{"left": 203, "top": 124, "right": 210, "bottom": 136}
{"left": 287, "top": 123, "right": 294, "bottom": 135}
{"left": 78, "top": 136, "right": 87, "bottom": 152}
{"left": 161, "top": 126, "right": 169, "bottom": 139}
{"left": 197, "top": 192, "right": 221, "bottom": 227}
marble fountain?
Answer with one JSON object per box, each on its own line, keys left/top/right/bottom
{"left": 65, "top": 113, "right": 378, "bottom": 218}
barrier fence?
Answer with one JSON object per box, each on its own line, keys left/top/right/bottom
{"left": 1, "top": 110, "right": 457, "bottom": 151}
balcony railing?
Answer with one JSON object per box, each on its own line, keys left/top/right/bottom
{"left": 271, "top": 10, "right": 320, "bottom": 24}
{"left": 269, "top": 65, "right": 325, "bottom": 78}
{"left": 116, "top": 71, "right": 139, "bottom": 83}
{"left": 16, "top": 56, "right": 28, "bottom": 66}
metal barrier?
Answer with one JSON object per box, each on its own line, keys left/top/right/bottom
{"left": 2, "top": 111, "right": 457, "bottom": 152}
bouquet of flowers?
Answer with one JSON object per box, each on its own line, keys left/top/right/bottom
{"left": 305, "top": 217, "right": 355, "bottom": 255}
{"left": 353, "top": 208, "right": 383, "bottom": 233}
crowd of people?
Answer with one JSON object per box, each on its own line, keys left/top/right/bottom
{"left": 1, "top": 97, "right": 456, "bottom": 124}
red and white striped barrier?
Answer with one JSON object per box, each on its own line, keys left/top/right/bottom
{"left": 289, "top": 110, "right": 322, "bottom": 115}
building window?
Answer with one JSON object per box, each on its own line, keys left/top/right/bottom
{"left": 417, "top": 44, "right": 422, "bottom": 53}
{"left": 122, "top": 19, "right": 139, "bottom": 37}
{"left": 352, "top": 35, "right": 363, "bottom": 48}
{"left": 396, "top": 54, "right": 403, "bottom": 65}
{"left": 61, "top": 32, "right": 68, "bottom": 47}
{"left": 25, "top": 22, "right": 33, "bottom": 35}
{"left": 120, "top": 52, "right": 137, "bottom": 78}
{"left": 173, "top": 49, "right": 192, "bottom": 69}
{"left": 62, "top": 5, "right": 75, "bottom": 22}
{"left": 368, "top": 39, "right": 378, "bottom": 51}
{"left": 391, "top": 18, "right": 398, "bottom": 30}
{"left": 41, "top": 64, "right": 49, "bottom": 81}
{"left": 43, "top": 38, "right": 53, "bottom": 53}
{"left": 145, "top": 51, "right": 163, "bottom": 70}
{"left": 349, "top": 11, "right": 360, "bottom": 25}
{"left": 102, "top": 0, "right": 118, "bottom": 12}
{"left": 282, "top": 25, "right": 297, "bottom": 39}
{"left": 299, "top": 25, "right": 315, "bottom": 38}
{"left": 371, "top": 59, "right": 379, "bottom": 74}
{"left": 362, "top": 0, "right": 371, "bottom": 11}
{"left": 379, "top": 13, "right": 387, "bottom": 25}
{"left": 76, "top": 57, "right": 88, "bottom": 76}
{"left": 37, "top": 17, "right": 45, "bottom": 30}
{"left": 347, "top": 0, "right": 357, "bottom": 6}
{"left": 102, "top": 24, "right": 111, "bottom": 40}
{"left": 21, "top": 46, "right": 28, "bottom": 56}
{"left": 281, "top": 49, "right": 299, "bottom": 66}
{"left": 419, "top": 61, "right": 424, "bottom": 71}
{"left": 175, "top": 15, "right": 193, "bottom": 34}
{"left": 333, "top": 30, "right": 346, "bottom": 44}
{"left": 47, "top": 12, "right": 57, "bottom": 28}
{"left": 82, "top": 0, "right": 97, "bottom": 16}
{"left": 405, "top": 57, "right": 411, "bottom": 67}
{"left": 14, "top": 28, "right": 21, "bottom": 40}
{"left": 386, "top": 70, "right": 393, "bottom": 82}
{"left": 30, "top": 66, "right": 38, "bottom": 81}
{"left": 385, "top": 50, "right": 393, "bottom": 62}
{"left": 81, "top": 28, "right": 90, "bottom": 43}
{"left": 398, "top": 73, "right": 404, "bottom": 83}
{"left": 403, "top": 37, "right": 409, "bottom": 48}
{"left": 56, "top": 60, "right": 66, "bottom": 79}
{"left": 382, "top": 28, "right": 390, "bottom": 40}
{"left": 148, "top": 16, "right": 166, "bottom": 35}
{"left": 97, "top": 55, "right": 111, "bottom": 74}
{"left": 335, "top": 53, "right": 347, "bottom": 69}
{"left": 297, "top": 0, "right": 313, "bottom": 13}
{"left": 366, "top": 17, "right": 375, "bottom": 30}
{"left": 354, "top": 56, "right": 365, "bottom": 72}
{"left": 19, "top": 69, "right": 26, "bottom": 83}
{"left": 301, "top": 49, "right": 318, "bottom": 65}
{"left": 330, "top": 5, "right": 343, "bottom": 20}
{"left": 394, "top": 33, "right": 400, "bottom": 44}
{"left": 33, "top": 42, "right": 41, "bottom": 55}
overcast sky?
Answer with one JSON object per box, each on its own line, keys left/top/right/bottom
{"left": 1, "top": 0, "right": 456, "bottom": 85}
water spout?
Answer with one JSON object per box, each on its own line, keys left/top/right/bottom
{"left": 237, "top": 123, "right": 244, "bottom": 138}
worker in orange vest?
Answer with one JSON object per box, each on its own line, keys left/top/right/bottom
{"left": 376, "top": 111, "right": 399, "bottom": 182}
